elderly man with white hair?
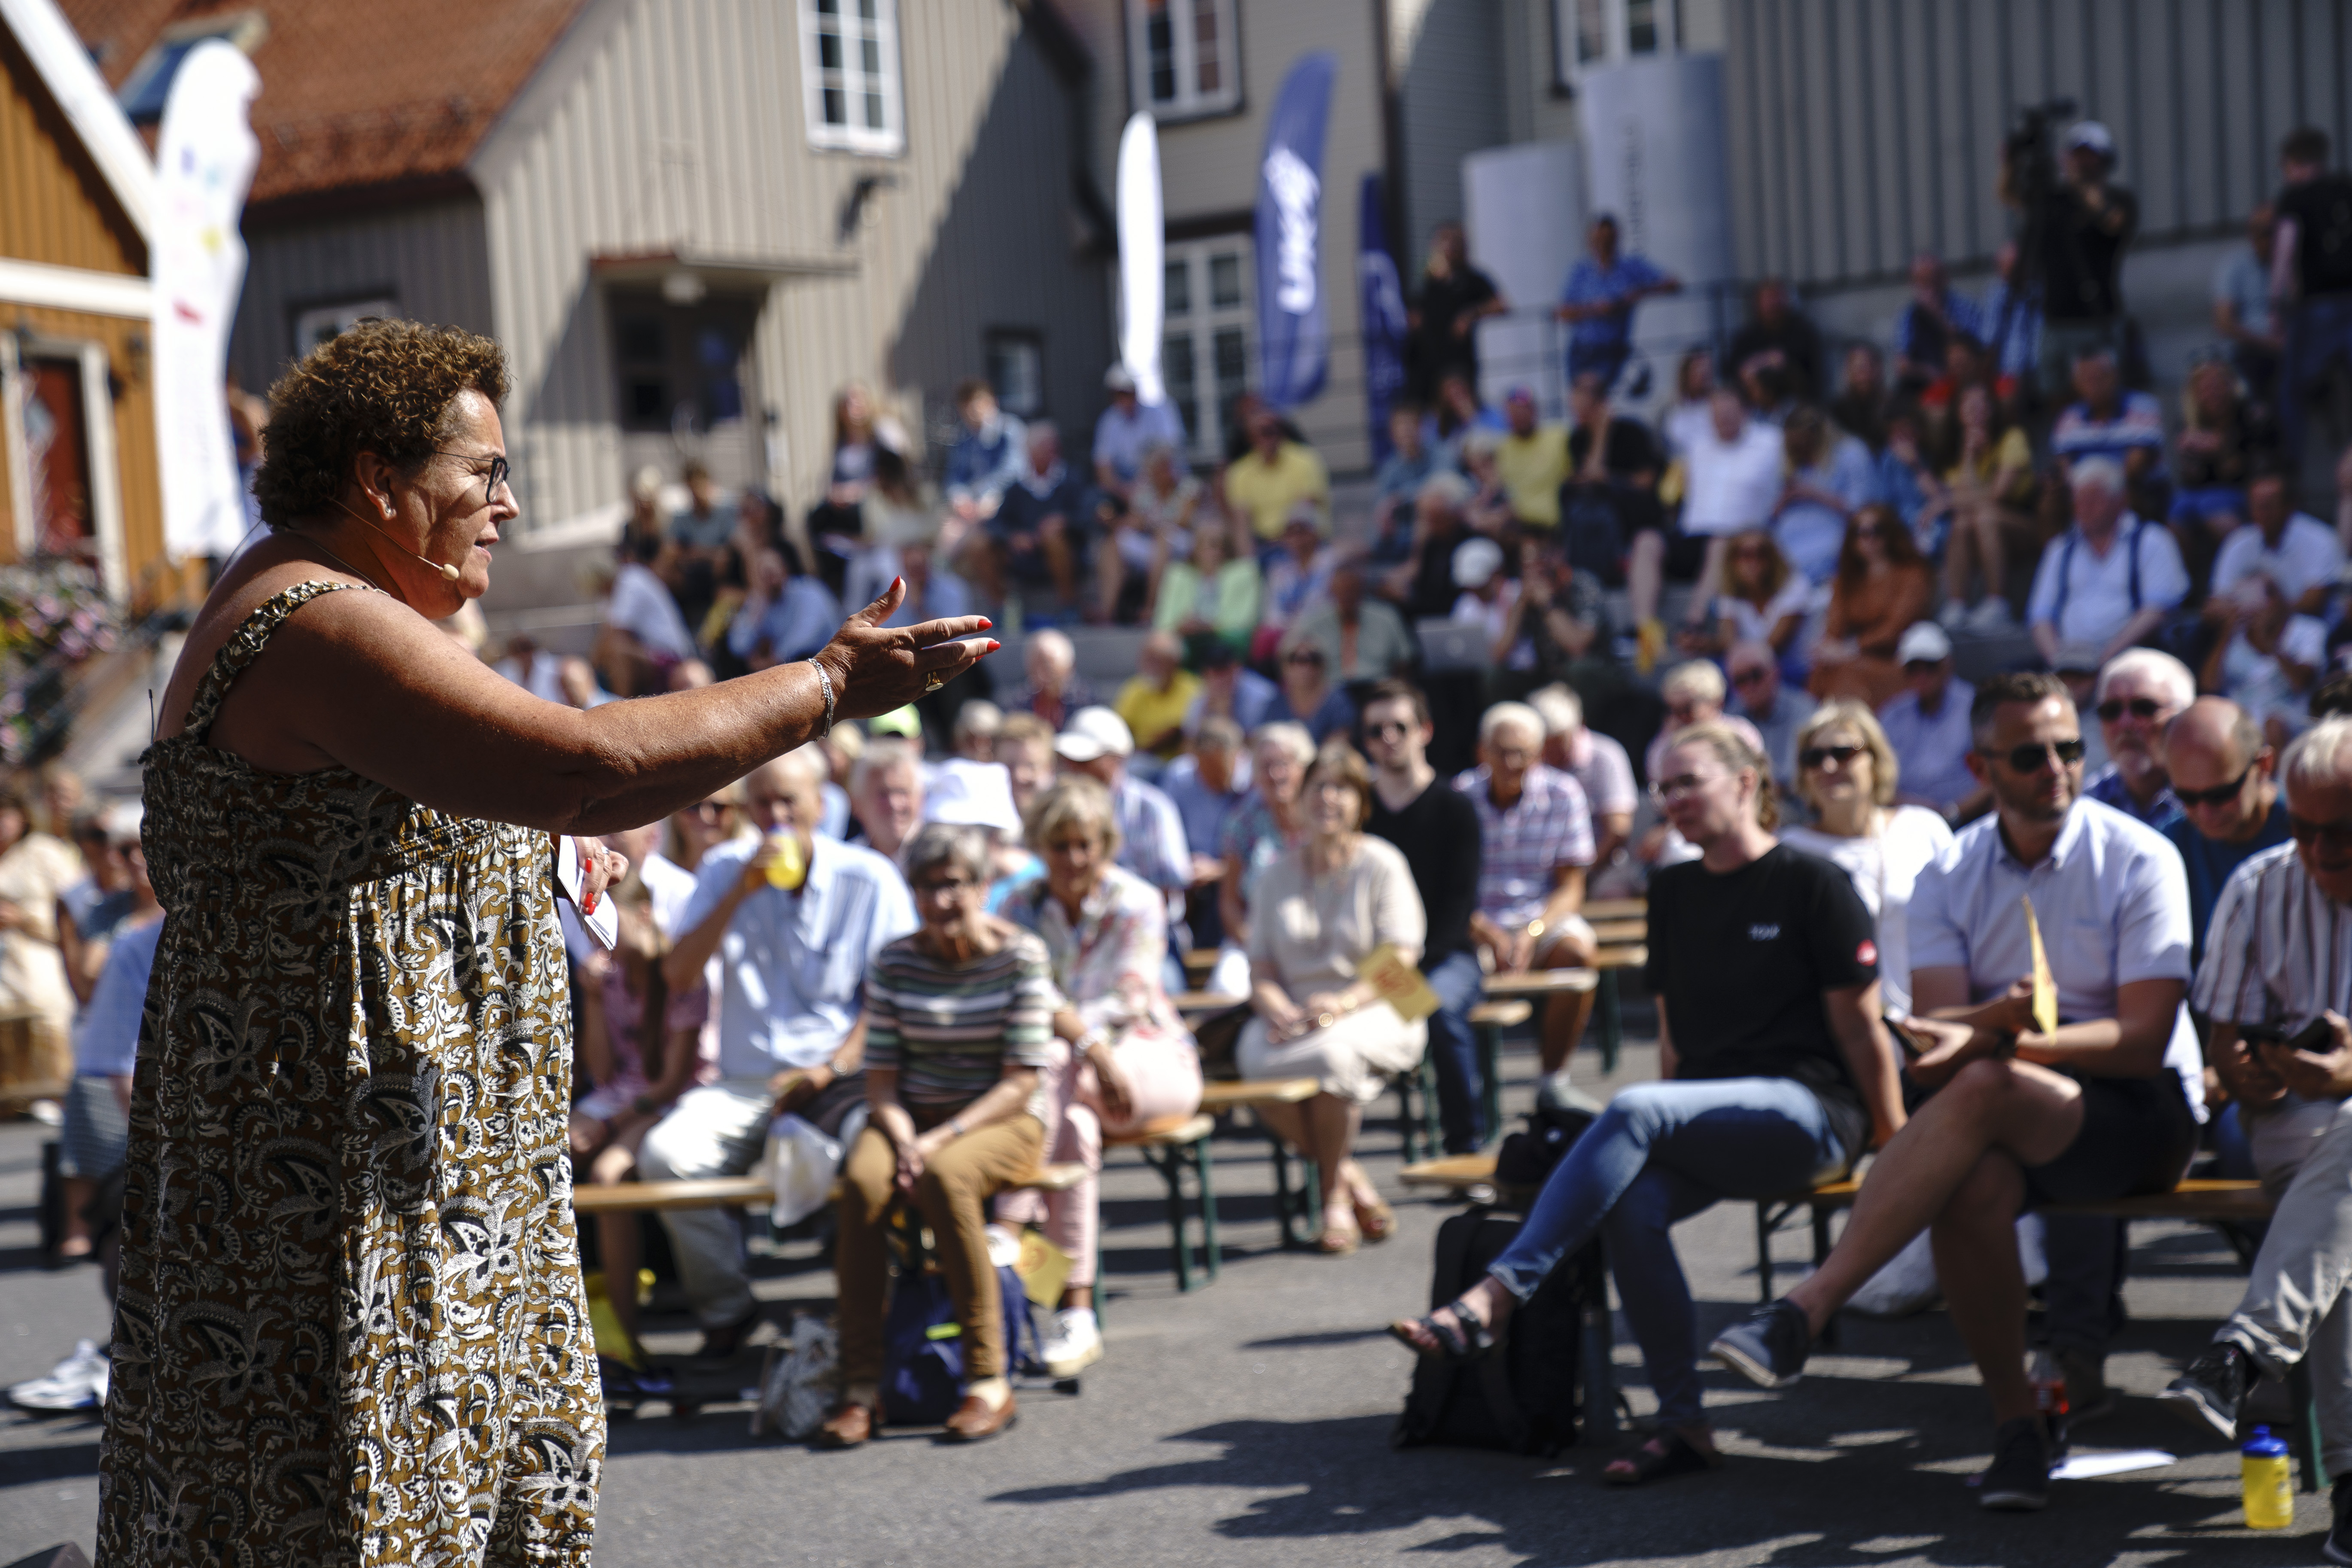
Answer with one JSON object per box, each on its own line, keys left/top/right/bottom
{"left": 2081, "top": 647, "right": 2195, "bottom": 832}
{"left": 2163, "top": 716, "right": 2352, "bottom": 1562}
{"left": 850, "top": 736, "right": 925, "bottom": 868}
{"left": 2026, "top": 454, "right": 2191, "bottom": 669}
{"left": 1530, "top": 684, "right": 1637, "bottom": 873}
{"left": 644, "top": 750, "right": 917, "bottom": 1358}
{"left": 1454, "top": 700, "right": 1602, "bottom": 1100}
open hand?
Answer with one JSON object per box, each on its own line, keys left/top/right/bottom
{"left": 814, "top": 580, "right": 998, "bottom": 720}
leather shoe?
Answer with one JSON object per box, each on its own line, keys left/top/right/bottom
{"left": 941, "top": 1390, "right": 1018, "bottom": 1442}
{"left": 815, "top": 1401, "right": 878, "bottom": 1449}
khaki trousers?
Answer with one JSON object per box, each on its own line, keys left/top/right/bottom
{"left": 835, "top": 1115, "right": 1044, "bottom": 1388}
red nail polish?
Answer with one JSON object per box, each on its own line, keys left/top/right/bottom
{"left": 987, "top": 640, "right": 1001, "bottom": 653}
{"left": 979, "top": 618, "right": 993, "bottom": 630}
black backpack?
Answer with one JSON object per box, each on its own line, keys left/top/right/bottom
{"left": 1392, "top": 1207, "right": 1602, "bottom": 1456}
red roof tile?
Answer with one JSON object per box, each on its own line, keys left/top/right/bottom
{"left": 57, "top": 0, "right": 586, "bottom": 211}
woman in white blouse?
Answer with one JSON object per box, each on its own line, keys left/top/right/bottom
{"left": 1000, "top": 776, "right": 1202, "bottom": 1377}
{"left": 1238, "top": 746, "right": 1429, "bottom": 1254}
{"left": 1776, "top": 701, "right": 1954, "bottom": 1015}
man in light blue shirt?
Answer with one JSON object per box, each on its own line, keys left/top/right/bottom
{"left": 639, "top": 749, "right": 916, "bottom": 1351}
{"left": 2214, "top": 204, "right": 2282, "bottom": 399}
{"left": 725, "top": 547, "right": 841, "bottom": 670}
{"left": 1875, "top": 622, "right": 1982, "bottom": 819}
{"left": 1092, "top": 365, "right": 1189, "bottom": 509}
{"left": 1555, "top": 214, "right": 1678, "bottom": 394}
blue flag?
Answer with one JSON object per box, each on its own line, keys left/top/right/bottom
{"left": 1357, "top": 173, "right": 1407, "bottom": 462}
{"left": 1254, "top": 53, "right": 1337, "bottom": 410}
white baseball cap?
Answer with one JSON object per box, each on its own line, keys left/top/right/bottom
{"left": 922, "top": 758, "right": 1023, "bottom": 833}
{"left": 2064, "top": 120, "right": 2115, "bottom": 157}
{"left": 1895, "top": 621, "right": 1953, "bottom": 665}
{"left": 1452, "top": 536, "right": 1505, "bottom": 590}
{"left": 1053, "top": 706, "right": 1135, "bottom": 762}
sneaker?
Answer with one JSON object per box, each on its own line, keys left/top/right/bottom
{"left": 2326, "top": 1475, "right": 2352, "bottom": 1565}
{"left": 8, "top": 1339, "right": 108, "bottom": 1412}
{"left": 1041, "top": 1308, "right": 1104, "bottom": 1379}
{"left": 1708, "top": 1300, "right": 1812, "bottom": 1389}
{"left": 1534, "top": 1072, "right": 1605, "bottom": 1119}
{"left": 1979, "top": 1416, "right": 2051, "bottom": 1511}
{"left": 1966, "top": 597, "right": 2016, "bottom": 632}
{"left": 2159, "top": 1340, "right": 2254, "bottom": 1443}
{"left": 2056, "top": 1349, "right": 2115, "bottom": 1427}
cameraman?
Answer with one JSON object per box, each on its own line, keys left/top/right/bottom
{"left": 2268, "top": 126, "right": 2352, "bottom": 465}
{"left": 2005, "top": 119, "right": 2139, "bottom": 402}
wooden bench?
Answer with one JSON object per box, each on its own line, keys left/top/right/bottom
{"left": 1106, "top": 1112, "right": 1220, "bottom": 1291}
{"left": 1173, "top": 990, "right": 1248, "bottom": 1017}
{"left": 1585, "top": 897, "right": 1646, "bottom": 923}
{"left": 1588, "top": 919, "right": 1647, "bottom": 947}
{"left": 1180, "top": 948, "right": 1219, "bottom": 988}
{"left": 1197, "top": 1076, "right": 1330, "bottom": 1251}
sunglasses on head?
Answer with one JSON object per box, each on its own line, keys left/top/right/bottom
{"left": 2175, "top": 765, "right": 2256, "bottom": 809}
{"left": 1983, "top": 737, "right": 2087, "bottom": 773}
{"left": 2095, "top": 697, "right": 2166, "bottom": 723}
{"left": 1799, "top": 743, "right": 1864, "bottom": 770}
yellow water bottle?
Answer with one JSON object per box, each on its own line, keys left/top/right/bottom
{"left": 2242, "top": 1426, "right": 2293, "bottom": 1529}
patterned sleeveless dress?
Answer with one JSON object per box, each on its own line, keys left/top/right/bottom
{"left": 97, "top": 582, "right": 602, "bottom": 1566}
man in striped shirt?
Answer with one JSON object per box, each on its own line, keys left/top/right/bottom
{"left": 2166, "top": 716, "right": 2352, "bottom": 1557}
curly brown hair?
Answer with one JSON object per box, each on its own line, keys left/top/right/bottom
{"left": 251, "top": 319, "right": 508, "bottom": 527}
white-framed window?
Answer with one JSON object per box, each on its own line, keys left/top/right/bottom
{"left": 1127, "top": 0, "right": 1241, "bottom": 122}
{"left": 1161, "top": 236, "right": 1251, "bottom": 457}
{"left": 800, "top": 0, "right": 904, "bottom": 155}
{"left": 1553, "top": 0, "right": 1681, "bottom": 85}
{"left": 986, "top": 330, "right": 1045, "bottom": 419}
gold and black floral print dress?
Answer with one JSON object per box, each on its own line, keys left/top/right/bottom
{"left": 98, "top": 582, "right": 602, "bottom": 1566}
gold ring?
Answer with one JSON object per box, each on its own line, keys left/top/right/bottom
{"left": 924, "top": 672, "right": 945, "bottom": 694}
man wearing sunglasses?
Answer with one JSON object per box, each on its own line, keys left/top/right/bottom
{"left": 2082, "top": 648, "right": 2194, "bottom": 833}
{"left": 1713, "top": 670, "right": 2203, "bottom": 1511}
{"left": 2160, "top": 698, "right": 2289, "bottom": 968}
{"left": 2163, "top": 716, "right": 2352, "bottom": 1560}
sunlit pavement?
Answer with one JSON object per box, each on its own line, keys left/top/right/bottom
{"left": 0, "top": 1034, "right": 2327, "bottom": 1566}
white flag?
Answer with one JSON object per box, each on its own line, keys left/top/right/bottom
{"left": 1115, "top": 111, "right": 1164, "bottom": 408}
{"left": 152, "top": 40, "right": 260, "bottom": 563}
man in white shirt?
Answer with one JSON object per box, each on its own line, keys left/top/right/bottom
{"left": 1679, "top": 389, "right": 1788, "bottom": 648}
{"left": 1712, "top": 670, "right": 2202, "bottom": 1512}
{"left": 1092, "top": 365, "right": 1189, "bottom": 509}
{"left": 2027, "top": 456, "right": 2191, "bottom": 667}
{"left": 639, "top": 750, "right": 917, "bottom": 1356}
{"left": 2163, "top": 718, "right": 2352, "bottom": 1558}
{"left": 595, "top": 533, "right": 700, "bottom": 696}
{"left": 2209, "top": 468, "right": 2346, "bottom": 618}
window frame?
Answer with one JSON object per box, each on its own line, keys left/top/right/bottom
{"left": 1552, "top": 0, "right": 1682, "bottom": 89}
{"left": 289, "top": 295, "right": 400, "bottom": 358}
{"left": 799, "top": 0, "right": 907, "bottom": 157}
{"left": 1159, "top": 234, "right": 1254, "bottom": 460}
{"left": 984, "top": 329, "right": 1047, "bottom": 420}
{"left": 116, "top": 10, "right": 268, "bottom": 125}
{"left": 1126, "top": 0, "right": 1243, "bottom": 124}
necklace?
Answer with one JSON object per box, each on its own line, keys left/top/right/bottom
{"left": 300, "top": 530, "right": 387, "bottom": 594}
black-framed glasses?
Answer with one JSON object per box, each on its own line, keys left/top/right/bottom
{"left": 2175, "top": 765, "right": 2257, "bottom": 809}
{"left": 1799, "top": 743, "right": 1864, "bottom": 771}
{"left": 1365, "top": 719, "right": 1414, "bottom": 740}
{"left": 436, "top": 449, "right": 511, "bottom": 499}
{"left": 1730, "top": 667, "right": 1773, "bottom": 687}
{"left": 1982, "top": 738, "right": 2087, "bottom": 774}
{"left": 1285, "top": 648, "right": 1326, "bottom": 666}
{"left": 2094, "top": 696, "right": 2166, "bottom": 723}
{"left": 912, "top": 874, "right": 980, "bottom": 897}
{"left": 2288, "top": 812, "right": 2352, "bottom": 850}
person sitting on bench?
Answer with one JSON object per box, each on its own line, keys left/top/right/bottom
{"left": 1710, "top": 670, "right": 2203, "bottom": 1513}
{"left": 1391, "top": 723, "right": 1902, "bottom": 1486}
{"left": 824, "top": 824, "right": 1058, "bottom": 1448}
{"left": 2160, "top": 715, "right": 2352, "bottom": 1563}
{"left": 643, "top": 750, "right": 916, "bottom": 1360}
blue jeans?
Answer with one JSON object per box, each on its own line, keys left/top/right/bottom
{"left": 1488, "top": 1078, "right": 1847, "bottom": 1426}
{"left": 2285, "top": 295, "right": 2352, "bottom": 465}
{"left": 1422, "top": 950, "right": 1486, "bottom": 1153}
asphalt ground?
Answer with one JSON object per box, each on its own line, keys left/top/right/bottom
{"left": 0, "top": 1023, "right": 2337, "bottom": 1567}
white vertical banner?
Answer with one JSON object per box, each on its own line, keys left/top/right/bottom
{"left": 152, "top": 40, "right": 261, "bottom": 563}
{"left": 1115, "top": 111, "right": 1164, "bottom": 406}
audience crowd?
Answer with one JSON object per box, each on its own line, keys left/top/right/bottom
{"left": 27, "top": 113, "right": 2352, "bottom": 1558}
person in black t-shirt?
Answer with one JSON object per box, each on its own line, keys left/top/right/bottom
{"left": 2272, "top": 126, "right": 2352, "bottom": 463}
{"left": 1407, "top": 223, "right": 1507, "bottom": 405}
{"left": 2007, "top": 119, "right": 2139, "bottom": 401}
{"left": 1391, "top": 722, "right": 1903, "bottom": 1486}
{"left": 1361, "top": 681, "right": 1488, "bottom": 1152}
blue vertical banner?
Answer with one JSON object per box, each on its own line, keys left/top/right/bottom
{"left": 1357, "top": 172, "right": 1408, "bottom": 462}
{"left": 1254, "top": 52, "right": 1337, "bottom": 410}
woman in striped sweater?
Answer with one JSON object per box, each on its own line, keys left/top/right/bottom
{"left": 822, "top": 823, "right": 1058, "bottom": 1449}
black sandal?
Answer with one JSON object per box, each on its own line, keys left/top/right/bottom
{"left": 1603, "top": 1431, "right": 1723, "bottom": 1487}
{"left": 1386, "top": 1297, "right": 1495, "bottom": 1362}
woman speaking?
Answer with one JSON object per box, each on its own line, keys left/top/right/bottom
{"left": 97, "top": 320, "right": 992, "bottom": 1563}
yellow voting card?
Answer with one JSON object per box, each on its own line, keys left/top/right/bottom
{"left": 2023, "top": 896, "right": 2058, "bottom": 1037}
{"left": 1357, "top": 943, "right": 1442, "bottom": 1022}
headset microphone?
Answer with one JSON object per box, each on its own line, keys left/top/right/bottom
{"left": 332, "top": 498, "right": 463, "bottom": 582}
